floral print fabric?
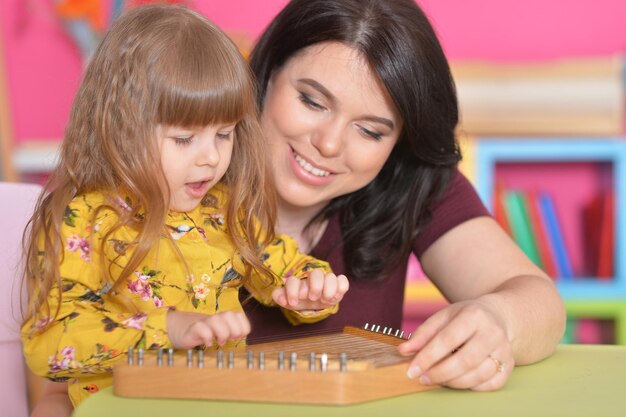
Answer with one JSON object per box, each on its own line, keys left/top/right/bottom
{"left": 21, "top": 184, "right": 333, "bottom": 406}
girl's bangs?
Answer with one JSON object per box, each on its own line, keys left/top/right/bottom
{"left": 155, "top": 42, "right": 252, "bottom": 128}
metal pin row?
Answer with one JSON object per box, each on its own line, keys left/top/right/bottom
{"left": 363, "top": 323, "right": 411, "bottom": 339}
{"left": 128, "top": 347, "right": 347, "bottom": 372}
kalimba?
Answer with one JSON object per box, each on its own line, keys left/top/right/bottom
{"left": 113, "top": 325, "right": 435, "bottom": 405}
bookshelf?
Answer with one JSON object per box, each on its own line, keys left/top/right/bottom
{"left": 475, "top": 139, "right": 626, "bottom": 344}
{"left": 402, "top": 139, "right": 626, "bottom": 344}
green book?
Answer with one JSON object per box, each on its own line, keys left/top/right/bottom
{"left": 504, "top": 191, "right": 541, "bottom": 267}
{"left": 561, "top": 317, "right": 577, "bottom": 344}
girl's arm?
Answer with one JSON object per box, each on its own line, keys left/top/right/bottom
{"left": 244, "top": 234, "right": 349, "bottom": 324}
{"left": 398, "top": 216, "right": 565, "bottom": 391}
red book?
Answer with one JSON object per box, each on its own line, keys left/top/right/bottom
{"left": 596, "top": 190, "right": 614, "bottom": 279}
{"left": 526, "top": 190, "right": 558, "bottom": 279}
{"left": 493, "top": 184, "right": 512, "bottom": 236}
{"left": 583, "top": 194, "right": 603, "bottom": 275}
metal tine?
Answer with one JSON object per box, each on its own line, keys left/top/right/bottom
{"left": 187, "top": 349, "right": 193, "bottom": 367}
{"left": 259, "top": 352, "right": 265, "bottom": 370}
{"left": 247, "top": 351, "right": 254, "bottom": 369}
{"left": 290, "top": 352, "right": 297, "bottom": 371}
{"left": 157, "top": 348, "right": 163, "bottom": 366}
{"left": 340, "top": 353, "right": 347, "bottom": 372}
{"left": 320, "top": 353, "right": 328, "bottom": 372}
{"left": 228, "top": 351, "right": 234, "bottom": 369}
{"left": 278, "top": 352, "right": 285, "bottom": 370}
{"left": 364, "top": 323, "right": 370, "bottom": 330}
{"left": 128, "top": 347, "right": 134, "bottom": 365}
{"left": 198, "top": 350, "right": 204, "bottom": 368}
{"left": 137, "top": 348, "right": 144, "bottom": 366}
{"left": 309, "top": 352, "right": 316, "bottom": 371}
{"left": 217, "top": 350, "right": 223, "bottom": 369}
{"left": 167, "top": 348, "right": 174, "bottom": 366}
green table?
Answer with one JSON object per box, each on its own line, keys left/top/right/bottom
{"left": 73, "top": 345, "right": 626, "bottom": 417}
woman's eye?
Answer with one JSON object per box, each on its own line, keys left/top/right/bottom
{"left": 173, "top": 136, "right": 193, "bottom": 145}
{"left": 359, "top": 127, "right": 383, "bottom": 141}
{"left": 298, "top": 93, "right": 325, "bottom": 111}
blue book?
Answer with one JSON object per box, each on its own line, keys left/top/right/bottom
{"left": 538, "top": 192, "right": 573, "bottom": 280}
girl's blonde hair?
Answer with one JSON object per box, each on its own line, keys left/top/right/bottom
{"left": 23, "top": 5, "right": 276, "bottom": 326}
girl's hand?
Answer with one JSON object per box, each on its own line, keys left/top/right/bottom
{"left": 166, "top": 310, "right": 250, "bottom": 350}
{"left": 397, "top": 300, "right": 515, "bottom": 391}
{"left": 271, "top": 268, "right": 349, "bottom": 311}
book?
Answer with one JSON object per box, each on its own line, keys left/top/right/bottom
{"left": 538, "top": 192, "right": 573, "bottom": 280}
{"left": 525, "top": 190, "right": 558, "bottom": 279}
{"left": 450, "top": 56, "right": 625, "bottom": 136}
{"left": 493, "top": 184, "right": 512, "bottom": 237}
{"left": 582, "top": 193, "right": 604, "bottom": 275}
{"left": 561, "top": 317, "right": 577, "bottom": 344}
{"left": 504, "top": 191, "right": 541, "bottom": 267}
{"left": 596, "top": 190, "right": 614, "bottom": 279}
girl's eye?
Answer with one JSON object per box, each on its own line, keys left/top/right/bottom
{"left": 216, "top": 131, "right": 233, "bottom": 140}
{"left": 359, "top": 126, "right": 383, "bottom": 141}
{"left": 298, "top": 93, "right": 326, "bottom": 111}
{"left": 173, "top": 136, "right": 193, "bottom": 145}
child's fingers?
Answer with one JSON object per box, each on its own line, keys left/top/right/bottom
{"left": 321, "top": 273, "right": 338, "bottom": 302}
{"left": 284, "top": 276, "right": 304, "bottom": 307}
{"left": 233, "top": 311, "right": 251, "bottom": 339}
{"left": 206, "top": 314, "right": 233, "bottom": 346}
{"left": 305, "top": 269, "right": 325, "bottom": 301}
{"left": 332, "top": 274, "right": 349, "bottom": 302}
{"left": 184, "top": 320, "right": 216, "bottom": 348}
{"left": 271, "top": 287, "right": 287, "bottom": 306}
{"left": 203, "top": 312, "right": 246, "bottom": 346}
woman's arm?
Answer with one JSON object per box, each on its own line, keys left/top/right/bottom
{"left": 399, "top": 216, "right": 565, "bottom": 390}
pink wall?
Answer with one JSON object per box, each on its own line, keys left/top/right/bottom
{"left": 2, "top": 0, "right": 625, "bottom": 143}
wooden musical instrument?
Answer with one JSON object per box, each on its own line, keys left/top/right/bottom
{"left": 113, "top": 325, "right": 435, "bottom": 405}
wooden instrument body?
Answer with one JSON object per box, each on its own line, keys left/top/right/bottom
{"left": 113, "top": 326, "right": 435, "bottom": 405}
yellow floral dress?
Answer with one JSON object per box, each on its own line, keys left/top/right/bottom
{"left": 21, "top": 185, "right": 334, "bottom": 406}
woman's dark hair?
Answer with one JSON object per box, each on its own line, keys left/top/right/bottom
{"left": 250, "top": 0, "right": 460, "bottom": 280}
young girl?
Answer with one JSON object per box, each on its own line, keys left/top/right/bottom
{"left": 21, "top": 5, "right": 348, "bottom": 409}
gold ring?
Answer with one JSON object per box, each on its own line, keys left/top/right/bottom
{"left": 489, "top": 355, "right": 504, "bottom": 373}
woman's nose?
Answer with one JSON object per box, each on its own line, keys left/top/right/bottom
{"left": 311, "top": 121, "right": 343, "bottom": 157}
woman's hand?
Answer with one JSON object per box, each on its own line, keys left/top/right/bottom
{"left": 397, "top": 299, "right": 515, "bottom": 391}
{"left": 271, "top": 268, "right": 349, "bottom": 311}
{"left": 166, "top": 310, "right": 250, "bottom": 349}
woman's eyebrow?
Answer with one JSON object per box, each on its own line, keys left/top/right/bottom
{"left": 360, "top": 115, "right": 394, "bottom": 130}
{"left": 298, "top": 78, "right": 335, "bottom": 102}
{"left": 298, "top": 78, "right": 395, "bottom": 129}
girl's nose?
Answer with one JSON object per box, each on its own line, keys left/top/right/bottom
{"left": 196, "top": 138, "right": 220, "bottom": 166}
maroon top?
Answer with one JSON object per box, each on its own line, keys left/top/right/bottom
{"left": 243, "top": 171, "right": 489, "bottom": 343}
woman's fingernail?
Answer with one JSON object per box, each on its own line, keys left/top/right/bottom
{"left": 407, "top": 365, "right": 421, "bottom": 379}
{"left": 419, "top": 375, "right": 431, "bottom": 385}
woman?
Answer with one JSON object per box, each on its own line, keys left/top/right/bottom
{"left": 242, "top": 0, "right": 565, "bottom": 391}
